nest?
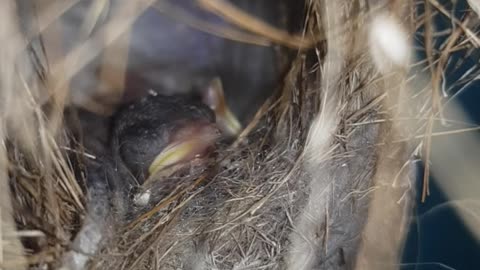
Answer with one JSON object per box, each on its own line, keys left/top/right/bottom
{"left": 2, "top": 0, "right": 480, "bottom": 270}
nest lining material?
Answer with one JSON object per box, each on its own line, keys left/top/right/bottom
{"left": 7, "top": 0, "right": 477, "bottom": 269}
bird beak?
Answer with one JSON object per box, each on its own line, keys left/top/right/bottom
{"left": 217, "top": 106, "right": 242, "bottom": 137}
{"left": 202, "top": 78, "right": 242, "bottom": 137}
{"left": 148, "top": 124, "right": 219, "bottom": 176}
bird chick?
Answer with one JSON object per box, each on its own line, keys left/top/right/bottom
{"left": 112, "top": 91, "right": 220, "bottom": 185}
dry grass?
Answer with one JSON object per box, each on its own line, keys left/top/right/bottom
{"left": 1, "top": 0, "right": 479, "bottom": 269}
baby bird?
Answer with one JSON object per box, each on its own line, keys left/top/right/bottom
{"left": 112, "top": 78, "right": 239, "bottom": 188}
{"left": 112, "top": 91, "right": 219, "bottom": 185}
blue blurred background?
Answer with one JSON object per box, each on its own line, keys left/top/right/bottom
{"left": 401, "top": 1, "right": 480, "bottom": 269}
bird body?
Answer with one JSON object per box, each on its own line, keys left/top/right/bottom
{"left": 112, "top": 91, "right": 219, "bottom": 184}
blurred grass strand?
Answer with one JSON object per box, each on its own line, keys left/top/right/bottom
{"left": 197, "top": 0, "right": 317, "bottom": 49}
